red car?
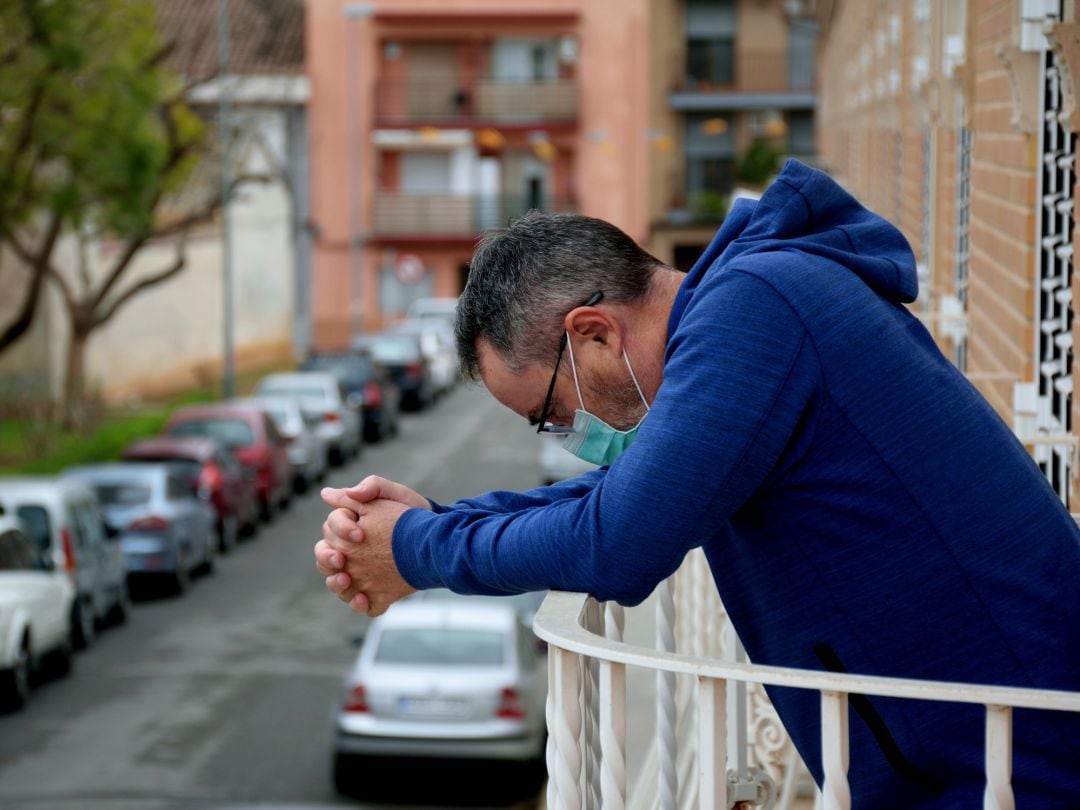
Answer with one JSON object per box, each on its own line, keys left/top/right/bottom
{"left": 164, "top": 404, "right": 291, "bottom": 524}
{"left": 121, "top": 436, "right": 259, "bottom": 551}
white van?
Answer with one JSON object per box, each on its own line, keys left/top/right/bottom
{"left": 0, "top": 514, "right": 75, "bottom": 710}
{"left": 0, "top": 478, "right": 129, "bottom": 651}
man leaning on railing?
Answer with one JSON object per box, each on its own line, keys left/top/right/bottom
{"left": 314, "top": 160, "right": 1080, "bottom": 808}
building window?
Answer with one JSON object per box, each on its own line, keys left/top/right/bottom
{"left": 685, "top": 0, "right": 735, "bottom": 88}
{"left": 684, "top": 114, "right": 735, "bottom": 202}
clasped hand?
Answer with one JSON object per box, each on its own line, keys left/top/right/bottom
{"left": 313, "top": 475, "right": 431, "bottom": 616}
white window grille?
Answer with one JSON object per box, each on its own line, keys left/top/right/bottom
{"left": 1033, "top": 0, "right": 1075, "bottom": 505}
{"left": 952, "top": 121, "right": 973, "bottom": 372}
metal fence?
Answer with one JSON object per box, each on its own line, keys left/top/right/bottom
{"left": 534, "top": 549, "right": 1080, "bottom": 810}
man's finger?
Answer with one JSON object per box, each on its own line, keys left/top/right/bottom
{"left": 350, "top": 592, "right": 371, "bottom": 614}
{"left": 325, "top": 571, "right": 352, "bottom": 594}
{"left": 314, "top": 540, "right": 345, "bottom": 575}
{"left": 320, "top": 487, "right": 365, "bottom": 516}
{"left": 326, "top": 508, "right": 364, "bottom": 543}
{"left": 345, "top": 476, "right": 429, "bottom": 511}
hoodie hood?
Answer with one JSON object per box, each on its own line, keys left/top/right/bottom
{"left": 671, "top": 160, "right": 918, "bottom": 337}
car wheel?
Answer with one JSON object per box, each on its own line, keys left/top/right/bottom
{"left": 172, "top": 564, "right": 190, "bottom": 596}
{"left": 71, "top": 599, "right": 95, "bottom": 651}
{"left": 49, "top": 635, "right": 74, "bottom": 678}
{"left": 0, "top": 635, "right": 32, "bottom": 712}
{"left": 219, "top": 515, "right": 238, "bottom": 554}
{"left": 294, "top": 474, "right": 309, "bottom": 495}
{"left": 110, "top": 581, "right": 131, "bottom": 626}
{"left": 259, "top": 495, "right": 276, "bottom": 524}
{"left": 332, "top": 752, "right": 360, "bottom": 796}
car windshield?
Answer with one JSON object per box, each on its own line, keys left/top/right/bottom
{"left": 15, "top": 505, "right": 51, "bottom": 551}
{"left": 373, "top": 628, "right": 504, "bottom": 666}
{"left": 361, "top": 337, "right": 420, "bottom": 364}
{"left": 258, "top": 382, "right": 330, "bottom": 401}
{"left": 170, "top": 419, "right": 254, "bottom": 449}
{"left": 92, "top": 483, "right": 152, "bottom": 507}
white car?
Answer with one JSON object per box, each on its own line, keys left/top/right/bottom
{"left": 405, "top": 296, "right": 457, "bottom": 330}
{"left": 538, "top": 432, "right": 598, "bottom": 486}
{"left": 0, "top": 514, "right": 75, "bottom": 710}
{"left": 0, "top": 477, "right": 129, "bottom": 650}
{"left": 233, "top": 396, "right": 328, "bottom": 493}
{"left": 332, "top": 601, "right": 547, "bottom": 790}
{"left": 390, "top": 320, "right": 459, "bottom": 397}
{"left": 254, "top": 372, "right": 362, "bottom": 466}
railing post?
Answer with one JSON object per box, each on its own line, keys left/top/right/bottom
{"left": 656, "top": 576, "right": 678, "bottom": 810}
{"left": 550, "top": 645, "right": 584, "bottom": 810}
{"left": 697, "top": 676, "right": 728, "bottom": 810}
{"left": 599, "top": 602, "right": 627, "bottom": 810}
{"left": 820, "top": 691, "right": 850, "bottom": 810}
{"left": 984, "top": 705, "right": 1014, "bottom": 810}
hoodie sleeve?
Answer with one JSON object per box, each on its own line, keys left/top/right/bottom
{"left": 427, "top": 468, "right": 607, "bottom": 515}
{"left": 392, "top": 269, "right": 821, "bottom": 604}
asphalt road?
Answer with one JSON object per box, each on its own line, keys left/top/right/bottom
{"left": 0, "top": 384, "right": 546, "bottom": 810}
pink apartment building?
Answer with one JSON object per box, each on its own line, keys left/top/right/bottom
{"left": 306, "top": 0, "right": 651, "bottom": 348}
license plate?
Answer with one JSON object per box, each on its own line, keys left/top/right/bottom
{"left": 397, "top": 696, "right": 468, "bottom": 718}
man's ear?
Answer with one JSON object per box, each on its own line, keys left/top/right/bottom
{"left": 565, "top": 306, "right": 622, "bottom": 354}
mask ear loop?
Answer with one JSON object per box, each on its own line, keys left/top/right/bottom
{"left": 624, "top": 347, "right": 651, "bottom": 412}
{"left": 565, "top": 331, "right": 587, "bottom": 411}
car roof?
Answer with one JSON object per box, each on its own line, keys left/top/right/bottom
{"left": 63, "top": 462, "right": 172, "bottom": 482}
{"left": 0, "top": 514, "right": 31, "bottom": 535}
{"left": 231, "top": 396, "right": 298, "bottom": 411}
{"left": 376, "top": 600, "right": 520, "bottom": 632}
{"left": 0, "top": 476, "right": 94, "bottom": 502}
{"left": 122, "top": 436, "right": 220, "bottom": 461}
{"left": 258, "top": 371, "right": 337, "bottom": 385}
{"left": 168, "top": 403, "right": 263, "bottom": 421}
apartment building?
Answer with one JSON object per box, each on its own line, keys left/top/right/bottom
{"left": 816, "top": 0, "right": 1079, "bottom": 507}
{"left": 306, "top": 0, "right": 652, "bottom": 345}
{"left": 648, "top": 0, "right": 819, "bottom": 269}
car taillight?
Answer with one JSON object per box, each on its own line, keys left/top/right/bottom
{"left": 200, "top": 462, "right": 223, "bottom": 492}
{"left": 405, "top": 361, "right": 423, "bottom": 378}
{"left": 60, "top": 527, "right": 76, "bottom": 573}
{"left": 363, "top": 382, "right": 382, "bottom": 410}
{"left": 129, "top": 516, "right": 169, "bottom": 532}
{"left": 343, "top": 684, "right": 369, "bottom": 713}
{"left": 496, "top": 687, "right": 526, "bottom": 719}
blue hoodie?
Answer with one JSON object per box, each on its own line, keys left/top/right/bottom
{"left": 392, "top": 160, "right": 1080, "bottom": 807}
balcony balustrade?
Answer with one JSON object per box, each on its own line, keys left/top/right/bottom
{"left": 376, "top": 76, "right": 577, "bottom": 126}
{"left": 373, "top": 192, "right": 574, "bottom": 238}
{"left": 534, "top": 548, "right": 1080, "bottom": 810}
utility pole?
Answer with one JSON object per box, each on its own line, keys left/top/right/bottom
{"left": 218, "top": 0, "right": 236, "bottom": 398}
{"left": 344, "top": 3, "right": 374, "bottom": 340}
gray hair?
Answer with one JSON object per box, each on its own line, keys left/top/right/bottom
{"left": 455, "top": 212, "right": 665, "bottom": 380}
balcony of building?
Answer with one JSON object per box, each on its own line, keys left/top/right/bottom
{"left": 373, "top": 36, "right": 579, "bottom": 130}
{"left": 372, "top": 192, "right": 575, "bottom": 243}
{"left": 535, "top": 547, "right": 1080, "bottom": 809}
{"left": 670, "top": 48, "right": 817, "bottom": 113}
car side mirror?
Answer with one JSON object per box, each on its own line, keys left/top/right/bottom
{"left": 346, "top": 392, "right": 364, "bottom": 410}
{"left": 102, "top": 522, "right": 121, "bottom": 540}
{"left": 349, "top": 632, "right": 366, "bottom": 648}
{"left": 39, "top": 553, "right": 55, "bottom": 572}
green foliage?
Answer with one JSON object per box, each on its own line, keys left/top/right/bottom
{"left": 735, "top": 140, "right": 783, "bottom": 188}
{"left": 0, "top": 0, "right": 204, "bottom": 240}
{"left": 691, "top": 190, "right": 729, "bottom": 222}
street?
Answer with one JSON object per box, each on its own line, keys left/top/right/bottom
{"left": 0, "top": 385, "right": 546, "bottom": 810}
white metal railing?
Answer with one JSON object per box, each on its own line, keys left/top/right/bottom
{"left": 534, "top": 552, "right": 1080, "bottom": 810}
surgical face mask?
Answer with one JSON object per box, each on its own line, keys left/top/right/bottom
{"left": 559, "top": 333, "right": 650, "bottom": 466}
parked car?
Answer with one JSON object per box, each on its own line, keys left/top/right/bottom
{"left": 538, "top": 433, "right": 598, "bottom": 487}
{"left": 300, "top": 352, "right": 401, "bottom": 443}
{"left": 63, "top": 463, "right": 216, "bottom": 595}
{"left": 332, "top": 601, "right": 547, "bottom": 790}
{"left": 352, "top": 332, "right": 436, "bottom": 411}
{"left": 405, "top": 296, "right": 458, "bottom": 331}
{"left": 235, "top": 396, "right": 328, "bottom": 492}
{"left": 0, "top": 514, "right": 75, "bottom": 711}
{"left": 0, "top": 477, "right": 128, "bottom": 650}
{"left": 411, "top": 588, "right": 547, "bottom": 631}
{"left": 122, "top": 436, "right": 257, "bottom": 550}
{"left": 254, "top": 372, "right": 362, "bottom": 465}
{"left": 165, "top": 403, "right": 290, "bottom": 523}
{"left": 390, "top": 320, "right": 458, "bottom": 397}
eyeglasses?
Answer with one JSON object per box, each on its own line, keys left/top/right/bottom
{"left": 536, "top": 290, "right": 604, "bottom": 434}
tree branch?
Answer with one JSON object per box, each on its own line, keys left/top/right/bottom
{"left": 0, "top": 209, "right": 64, "bottom": 352}
{"left": 93, "top": 234, "right": 188, "bottom": 328}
